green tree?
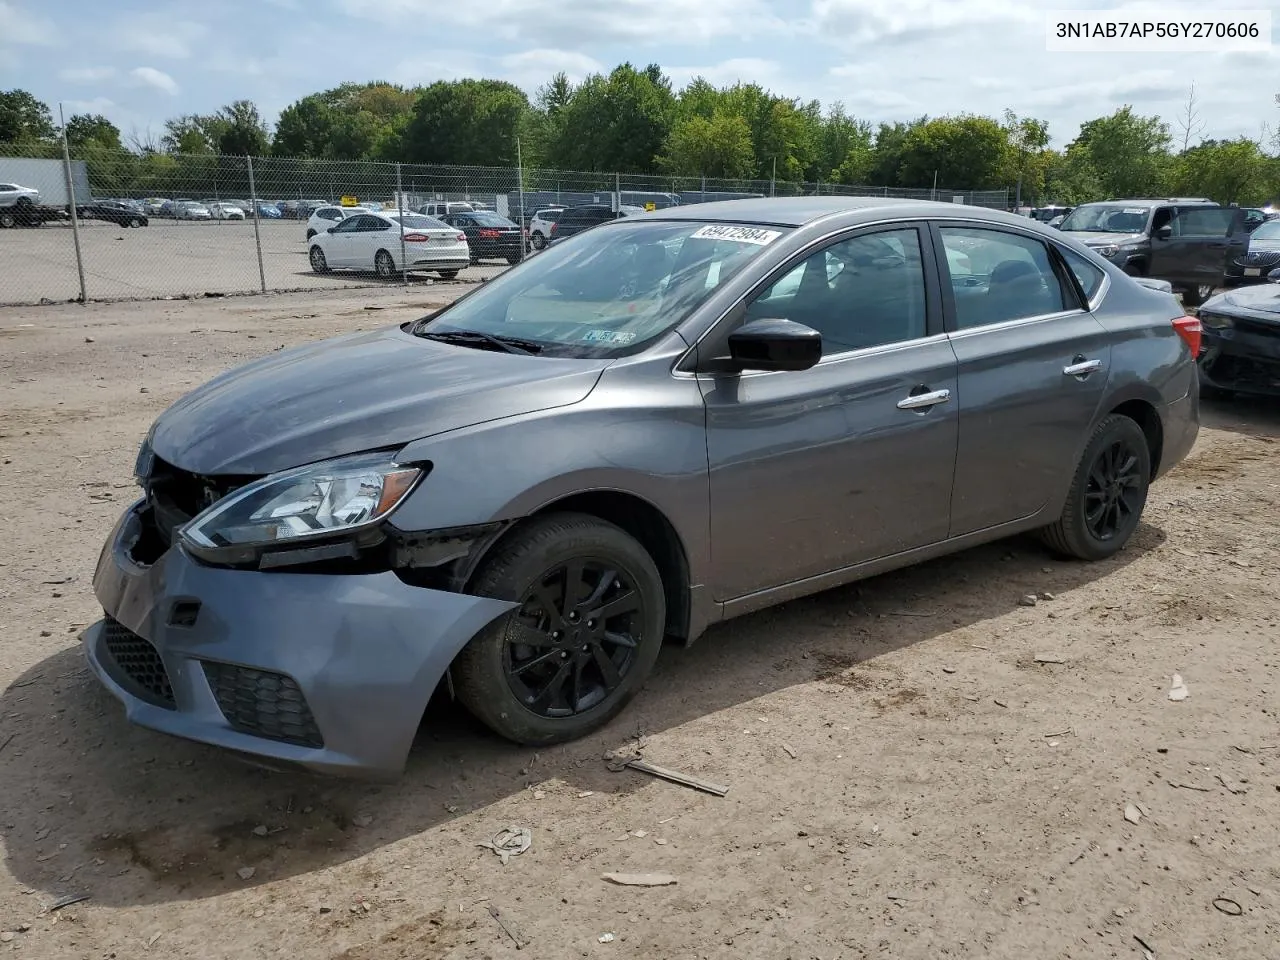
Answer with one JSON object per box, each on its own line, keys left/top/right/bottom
{"left": 0, "top": 89, "right": 55, "bottom": 143}
{"left": 868, "top": 118, "right": 926, "bottom": 187}
{"left": 897, "top": 115, "right": 1011, "bottom": 189}
{"left": 63, "top": 114, "right": 122, "bottom": 151}
{"left": 547, "top": 64, "right": 676, "bottom": 172}
{"left": 659, "top": 111, "right": 755, "bottom": 179}
{"left": 161, "top": 114, "right": 228, "bottom": 154}
{"left": 1000, "top": 110, "right": 1051, "bottom": 204}
{"left": 215, "top": 100, "right": 270, "bottom": 156}
{"left": 1068, "top": 106, "right": 1171, "bottom": 198}
{"left": 1171, "top": 138, "right": 1272, "bottom": 205}
{"left": 273, "top": 82, "right": 416, "bottom": 159}
{"left": 822, "top": 103, "right": 874, "bottom": 184}
{"left": 1042, "top": 146, "right": 1103, "bottom": 204}
{"left": 400, "top": 79, "right": 529, "bottom": 166}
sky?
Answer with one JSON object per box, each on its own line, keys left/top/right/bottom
{"left": 2, "top": 0, "right": 1277, "bottom": 150}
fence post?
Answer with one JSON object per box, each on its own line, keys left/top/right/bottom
{"left": 58, "top": 103, "right": 87, "bottom": 303}
{"left": 246, "top": 155, "right": 267, "bottom": 294}
{"left": 516, "top": 138, "right": 526, "bottom": 262}
{"left": 396, "top": 163, "right": 407, "bottom": 285}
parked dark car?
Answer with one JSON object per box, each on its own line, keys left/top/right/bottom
{"left": 77, "top": 199, "right": 149, "bottom": 227}
{"left": 1057, "top": 198, "right": 1248, "bottom": 306}
{"left": 1197, "top": 270, "right": 1280, "bottom": 396}
{"left": 440, "top": 209, "right": 526, "bottom": 264}
{"left": 548, "top": 203, "right": 645, "bottom": 241}
{"left": 1241, "top": 207, "right": 1278, "bottom": 232}
{"left": 85, "top": 197, "right": 1201, "bottom": 778}
{"left": 1224, "top": 218, "right": 1280, "bottom": 286}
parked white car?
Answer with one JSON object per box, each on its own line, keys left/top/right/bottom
{"left": 305, "top": 205, "right": 361, "bottom": 239}
{"left": 528, "top": 207, "right": 565, "bottom": 249}
{"left": 308, "top": 211, "right": 470, "bottom": 279}
{"left": 417, "top": 200, "right": 475, "bottom": 218}
{"left": 0, "top": 182, "right": 40, "bottom": 208}
{"left": 207, "top": 202, "right": 246, "bottom": 220}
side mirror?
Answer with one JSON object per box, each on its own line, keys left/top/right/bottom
{"left": 726, "top": 318, "right": 822, "bottom": 372}
{"left": 1268, "top": 267, "right": 1280, "bottom": 284}
{"left": 1155, "top": 225, "right": 1173, "bottom": 240}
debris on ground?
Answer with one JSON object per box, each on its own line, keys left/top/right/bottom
{"left": 47, "top": 893, "right": 90, "bottom": 912}
{"left": 251, "top": 825, "right": 268, "bottom": 837}
{"left": 1124, "top": 804, "right": 1143, "bottom": 824}
{"left": 237, "top": 867, "right": 256, "bottom": 881}
{"left": 351, "top": 814, "right": 373, "bottom": 828}
{"left": 605, "top": 752, "right": 729, "bottom": 797}
{"left": 487, "top": 904, "right": 526, "bottom": 949}
{"left": 1213, "top": 897, "right": 1243, "bottom": 916}
{"left": 1169, "top": 674, "right": 1189, "bottom": 702}
{"left": 1034, "top": 653, "right": 1066, "bottom": 664}
{"left": 601, "top": 872, "right": 678, "bottom": 887}
{"left": 1039, "top": 591, "right": 1056, "bottom": 601}
{"left": 0, "top": 933, "right": 14, "bottom": 943}
{"left": 780, "top": 743, "right": 798, "bottom": 759}
{"left": 598, "top": 932, "right": 616, "bottom": 943}
{"left": 477, "top": 826, "right": 532, "bottom": 865}
{"left": 1018, "top": 595, "right": 1038, "bottom": 607}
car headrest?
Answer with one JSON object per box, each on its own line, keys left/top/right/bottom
{"left": 990, "top": 259, "right": 1039, "bottom": 284}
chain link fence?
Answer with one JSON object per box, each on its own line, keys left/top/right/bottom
{"left": 0, "top": 145, "right": 1009, "bottom": 306}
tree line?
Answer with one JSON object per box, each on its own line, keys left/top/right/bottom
{"left": 2, "top": 68, "right": 1278, "bottom": 205}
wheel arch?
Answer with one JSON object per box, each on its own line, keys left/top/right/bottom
{"left": 1106, "top": 396, "right": 1164, "bottom": 477}
{"left": 462, "top": 489, "right": 693, "bottom": 642}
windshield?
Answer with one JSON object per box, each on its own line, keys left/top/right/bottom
{"left": 1059, "top": 204, "right": 1150, "bottom": 234}
{"left": 389, "top": 214, "right": 449, "bottom": 230}
{"left": 1252, "top": 220, "right": 1280, "bottom": 241}
{"left": 415, "top": 219, "right": 791, "bottom": 358}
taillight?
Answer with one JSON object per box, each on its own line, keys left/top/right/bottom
{"left": 1172, "top": 315, "right": 1202, "bottom": 356}
{"left": 478, "top": 228, "right": 501, "bottom": 238}
{"left": 402, "top": 233, "right": 429, "bottom": 242}
{"left": 456, "top": 233, "right": 466, "bottom": 242}
{"left": 549, "top": 222, "right": 557, "bottom": 234}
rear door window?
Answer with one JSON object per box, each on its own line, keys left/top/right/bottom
{"left": 1173, "top": 207, "right": 1235, "bottom": 238}
{"left": 937, "top": 227, "right": 1071, "bottom": 328}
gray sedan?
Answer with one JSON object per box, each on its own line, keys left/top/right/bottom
{"left": 85, "top": 197, "right": 1202, "bottom": 778}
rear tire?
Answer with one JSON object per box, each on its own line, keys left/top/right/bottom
{"left": 453, "top": 513, "right": 666, "bottom": 745}
{"left": 531, "top": 232, "right": 546, "bottom": 250}
{"left": 309, "top": 245, "right": 329, "bottom": 273}
{"left": 375, "top": 249, "right": 396, "bottom": 279}
{"left": 1039, "top": 414, "right": 1151, "bottom": 561}
{"left": 0, "top": 211, "right": 15, "bottom": 229}
{"left": 306, "top": 229, "right": 316, "bottom": 239}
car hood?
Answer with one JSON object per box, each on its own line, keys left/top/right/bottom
{"left": 150, "top": 325, "right": 610, "bottom": 475}
{"left": 1207, "top": 284, "right": 1280, "bottom": 316}
{"left": 1074, "top": 232, "right": 1145, "bottom": 247}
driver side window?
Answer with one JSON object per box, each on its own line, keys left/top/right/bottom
{"left": 745, "top": 228, "right": 928, "bottom": 356}
{"left": 330, "top": 216, "right": 363, "bottom": 234}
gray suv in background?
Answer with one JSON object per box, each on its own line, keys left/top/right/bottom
{"left": 84, "top": 197, "right": 1202, "bottom": 778}
{"left": 1057, "top": 197, "right": 1247, "bottom": 305}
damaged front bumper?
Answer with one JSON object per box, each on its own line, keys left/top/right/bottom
{"left": 84, "top": 499, "right": 516, "bottom": 779}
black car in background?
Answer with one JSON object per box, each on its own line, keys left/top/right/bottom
{"left": 548, "top": 203, "right": 645, "bottom": 241}
{"left": 440, "top": 209, "right": 525, "bottom": 264}
{"left": 1197, "top": 271, "right": 1280, "bottom": 397}
{"left": 1225, "top": 218, "right": 1280, "bottom": 286}
{"left": 77, "top": 199, "right": 148, "bottom": 227}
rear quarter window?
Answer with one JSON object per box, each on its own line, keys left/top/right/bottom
{"left": 1058, "top": 247, "right": 1106, "bottom": 301}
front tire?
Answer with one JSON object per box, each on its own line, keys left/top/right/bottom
{"left": 375, "top": 249, "right": 396, "bottom": 278}
{"left": 506, "top": 254, "right": 521, "bottom": 265}
{"left": 1182, "top": 284, "right": 1214, "bottom": 307}
{"left": 0, "top": 211, "right": 14, "bottom": 229}
{"left": 453, "top": 513, "right": 666, "bottom": 745}
{"left": 1039, "top": 414, "right": 1151, "bottom": 561}
{"left": 309, "top": 245, "right": 329, "bottom": 273}
{"left": 438, "top": 269, "right": 459, "bottom": 279}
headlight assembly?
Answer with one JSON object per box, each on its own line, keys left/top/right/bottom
{"left": 1095, "top": 244, "right": 1120, "bottom": 258}
{"left": 1198, "top": 311, "right": 1234, "bottom": 330}
{"left": 180, "top": 452, "right": 423, "bottom": 563}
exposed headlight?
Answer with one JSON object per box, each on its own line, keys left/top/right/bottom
{"left": 1094, "top": 244, "right": 1120, "bottom": 258}
{"left": 1198, "top": 311, "right": 1234, "bottom": 330}
{"left": 180, "top": 452, "right": 423, "bottom": 560}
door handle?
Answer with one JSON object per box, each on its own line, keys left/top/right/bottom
{"left": 897, "top": 388, "right": 951, "bottom": 410}
{"left": 1063, "top": 359, "right": 1102, "bottom": 377}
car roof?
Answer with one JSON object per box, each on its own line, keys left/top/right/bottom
{"left": 639, "top": 196, "right": 1059, "bottom": 229}
{"left": 1081, "top": 197, "right": 1215, "bottom": 207}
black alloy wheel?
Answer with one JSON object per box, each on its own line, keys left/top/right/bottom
{"left": 504, "top": 559, "right": 642, "bottom": 718}
{"left": 1083, "top": 437, "right": 1143, "bottom": 541}
{"left": 453, "top": 513, "right": 666, "bottom": 745}
{"left": 309, "top": 246, "right": 328, "bottom": 273}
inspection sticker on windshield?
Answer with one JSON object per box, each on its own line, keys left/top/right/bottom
{"left": 581, "top": 329, "right": 637, "bottom": 344}
{"left": 1122, "top": 208, "right": 1146, "bottom": 215}
{"left": 690, "top": 225, "right": 783, "bottom": 245}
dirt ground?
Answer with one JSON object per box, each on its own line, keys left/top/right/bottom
{"left": 1, "top": 288, "right": 1278, "bottom": 960}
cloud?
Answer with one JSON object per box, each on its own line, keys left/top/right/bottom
{"left": 130, "top": 66, "right": 180, "bottom": 95}
{"left": 810, "top": 0, "right": 1036, "bottom": 45}
{"left": 111, "top": 20, "right": 207, "bottom": 59}
{"left": 666, "top": 58, "right": 782, "bottom": 91}
{"left": 64, "top": 97, "right": 118, "bottom": 115}
{"left": 59, "top": 66, "right": 119, "bottom": 83}
{"left": 0, "top": 0, "right": 55, "bottom": 45}
{"left": 337, "top": 0, "right": 786, "bottom": 45}
{"left": 499, "top": 49, "right": 605, "bottom": 86}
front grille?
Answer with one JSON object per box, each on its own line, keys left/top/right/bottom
{"left": 202, "top": 662, "right": 324, "bottom": 748}
{"left": 1236, "top": 250, "right": 1280, "bottom": 268}
{"left": 1202, "top": 353, "right": 1280, "bottom": 389}
{"left": 101, "top": 617, "right": 176, "bottom": 708}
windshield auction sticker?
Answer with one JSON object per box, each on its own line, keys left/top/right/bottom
{"left": 690, "top": 225, "right": 783, "bottom": 245}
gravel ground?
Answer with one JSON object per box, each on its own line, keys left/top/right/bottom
{"left": 0, "top": 219, "right": 511, "bottom": 305}
{"left": 1, "top": 288, "right": 1278, "bottom": 959}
